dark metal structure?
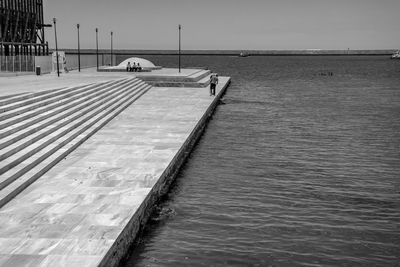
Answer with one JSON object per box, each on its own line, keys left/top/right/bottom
{"left": 178, "top": 24, "right": 181, "bottom": 73}
{"left": 0, "top": 0, "right": 50, "bottom": 56}
{"left": 95, "top": 27, "right": 98, "bottom": 70}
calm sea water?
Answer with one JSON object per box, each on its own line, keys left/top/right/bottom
{"left": 119, "top": 55, "right": 400, "bottom": 266}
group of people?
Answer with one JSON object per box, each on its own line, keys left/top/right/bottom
{"left": 126, "top": 62, "right": 142, "bottom": 72}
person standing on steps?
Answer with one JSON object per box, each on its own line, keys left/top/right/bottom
{"left": 210, "top": 74, "right": 219, "bottom": 96}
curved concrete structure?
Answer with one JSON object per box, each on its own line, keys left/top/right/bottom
{"left": 118, "top": 57, "right": 156, "bottom": 68}
{"left": 99, "top": 57, "right": 161, "bottom": 72}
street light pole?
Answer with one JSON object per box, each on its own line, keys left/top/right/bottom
{"left": 96, "top": 28, "right": 99, "bottom": 70}
{"left": 53, "top": 18, "right": 59, "bottom": 77}
{"left": 110, "top": 31, "right": 113, "bottom": 66}
{"left": 77, "top": 23, "right": 81, "bottom": 72}
{"left": 179, "top": 24, "right": 181, "bottom": 73}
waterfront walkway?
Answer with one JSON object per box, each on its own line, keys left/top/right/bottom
{"left": 0, "top": 69, "right": 230, "bottom": 266}
{"left": 0, "top": 68, "right": 211, "bottom": 97}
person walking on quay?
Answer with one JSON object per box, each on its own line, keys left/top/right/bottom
{"left": 210, "top": 74, "right": 219, "bottom": 96}
{"left": 126, "top": 62, "right": 131, "bottom": 72}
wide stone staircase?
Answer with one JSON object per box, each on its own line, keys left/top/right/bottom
{"left": 0, "top": 77, "right": 151, "bottom": 208}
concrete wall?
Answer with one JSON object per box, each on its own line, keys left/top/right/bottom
{"left": 35, "top": 56, "right": 52, "bottom": 74}
{"left": 65, "top": 54, "right": 116, "bottom": 70}
{"left": 34, "top": 54, "right": 117, "bottom": 74}
{"left": 66, "top": 54, "right": 96, "bottom": 70}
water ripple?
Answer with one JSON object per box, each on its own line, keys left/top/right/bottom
{"left": 125, "top": 56, "right": 400, "bottom": 267}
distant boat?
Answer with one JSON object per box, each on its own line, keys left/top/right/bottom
{"left": 391, "top": 51, "right": 400, "bottom": 59}
{"left": 239, "top": 52, "right": 249, "bottom": 57}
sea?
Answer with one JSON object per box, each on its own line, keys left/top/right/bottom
{"left": 117, "top": 55, "right": 400, "bottom": 266}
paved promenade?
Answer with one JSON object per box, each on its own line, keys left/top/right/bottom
{"left": 0, "top": 68, "right": 132, "bottom": 96}
{"left": 0, "top": 68, "right": 208, "bottom": 97}
{"left": 0, "top": 73, "right": 230, "bottom": 266}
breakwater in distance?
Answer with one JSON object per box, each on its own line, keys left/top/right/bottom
{"left": 61, "top": 49, "right": 396, "bottom": 56}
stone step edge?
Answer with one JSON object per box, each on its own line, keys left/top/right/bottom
{"left": 0, "top": 87, "right": 70, "bottom": 106}
{"left": 0, "top": 92, "right": 31, "bottom": 102}
{"left": 147, "top": 80, "right": 211, "bottom": 88}
{"left": 0, "top": 84, "right": 150, "bottom": 186}
{"left": 0, "top": 84, "right": 152, "bottom": 201}
{"left": 0, "top": 79, "right": 144, "bottom": 153}
{"left": 0, "top": 77, "right": 129, "bottom": 107}
{"left": 0, "top": 82, "right": 147, "bottom": 165}
{"left": 0, "top": 78, "right": 129, "bottom": 123}
{"left": 0, "top": 81, "right": 112, "bottom": 112}
{"left": 0, "top": 78, "right": 139, "bottom": 139}
{"left": 145, "top": 74, "right": 212, "bottom": 88}
{"left": 137, "top": 69, "right": 211, "bottom": 83}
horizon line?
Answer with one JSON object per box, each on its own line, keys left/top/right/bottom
{"left": 52, "top": 48, "right": 397, "bottom": 56}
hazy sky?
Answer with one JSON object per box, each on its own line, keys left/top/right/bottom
{"left": 44, "top": 0, "right": 400, "bottom": 50}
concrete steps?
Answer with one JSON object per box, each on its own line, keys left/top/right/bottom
{"left": 138, "top": 69, "right": 211, "bottom": 83}
{"left": 187, "top": 69, "right": 212, "bottom": 81}
{"left": 0, "top": 77, "right": 152, "bottom": 208}
{"left": 145, "top": 73, "right": 212, "bottom": 88}
{"left": 0, "top": 80, "right": 122, "bottom": 123}
{"left": 0, "top": 92, "right": 32, "bottom": 101}
{"left": 0, "top": 79, "right": 143, "bottom": 153}
{"left": 0, "top": 84, "right": 95, "bottom": 111}
{"left": 0, "top": 79, "right": 138, "bottom": 141}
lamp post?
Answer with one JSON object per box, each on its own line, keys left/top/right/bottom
{"left": 110, "top": 31, "right": 113, "bottom": 66}
{"left": 77, "top": 23, "right": 81, "bottom": 72}
{"left": 95, "top": 28, "right": 99, "bottom": 70}
{"left": 53, "top": 18, "right": 59, "bottom": 77}
{"left": 178, "top": 24, "right": 181, "bottom": 73}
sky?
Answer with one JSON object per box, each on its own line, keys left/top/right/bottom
{"left": 44, "top": 0, "right": 400, "bottom": 50}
